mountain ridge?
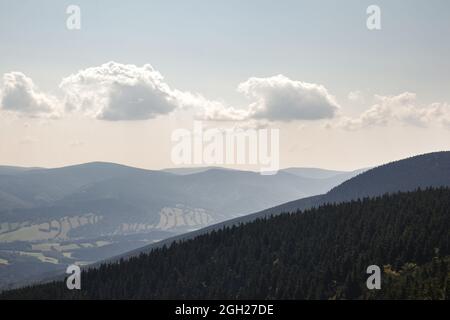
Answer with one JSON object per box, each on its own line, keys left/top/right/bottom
{"left": 106, "top": 151, "right": 450, "bottom": 263}
{"left": 0, "top": 162, "right": 363, "bottom": 289}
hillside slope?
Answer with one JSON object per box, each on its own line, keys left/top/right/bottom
{"left": 110, "top": 151, "right": 450, "bottom": 262}
{"left": 261, "top": 151, "right": 450, "bottom": 216}
{"left": 0, "top": 163, "right": 360, "bottom": 289}
{"left": 3, "top": 188, "right": 448, "bottom": 299}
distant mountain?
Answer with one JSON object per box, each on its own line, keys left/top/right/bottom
{"left": 281, "top": 167, "right": 346, "bottom": 179}
{"left": 0, "top": 162, "right": 153, "bottom": 210}
{"left": 4, "top": 188, "right": 448, "bottom": 299}
{"left": 113, "top": 151, "right": 450, "bottom": 262}
{"left": 0, "top": 162, "right": 362, "bottom": 289}
{"left": 162, "top": 166, "right": 235, "bottom": 175}
{"left": 165, "top": 166, "right": 364, "bottom": 180}
{"left": 0, "top": 166, "right": 40, "bottom": 176}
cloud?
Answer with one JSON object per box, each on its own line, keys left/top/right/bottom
{"left": 201, "top": 75, "right": 340, "bottom": 122}
{"left": 60, "top": 62, "right": 179, "bottom": 121}
{"left": 0, "top": 72, "right": 60, "bottom": 117}
{"left": 4, "top": 66, "right": 449, "bottom": 131}
{"left": 167, "top": 90, "right": 246, "bottom": 121}
{"left": 336, "top": 92, "right": 450, "bottom": 130}
{"left": 197, "top": 99, "right": 249, "bottom": 121}
{"left": 0, "top": 64, "right": 341, "bottom": 123}
{"left": 239, "top": 75, "right": 340, "bottom": 121}
{"left": 59, "top": 61, "right": 252, "bottom": 122}
{"left": 60, "top": 65, "right": 342, "bottom": 122}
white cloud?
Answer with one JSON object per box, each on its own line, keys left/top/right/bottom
{"left": 60, "top": 62, "right": 179, "bottom": 121}
{"left": 169, "top": 90, "right": 248, "bottom": 121}
{"left": 198, "top": 100, "right": 249, "bottom": 121}
{"left": 238, "top": 75, "right": 340, "bottom": 121}
{"left": 200, "top": 75, "right": 340, "bottom": 122}
{"left": 0, "top": 72, "right": 60, "bottom": 118}
{"left": 0, "top": 64, "right": 341, "bottom": 123}
{"left": 336, "top": 92, "right": 450, "bottom": 130}
{"left": 3, "top": 65, "right": 450, "bottom": 130}
{"left": 59, "top": 62, "right": 253, "bottom": 122}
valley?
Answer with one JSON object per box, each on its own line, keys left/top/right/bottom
{"left": 0, "top": 163, "right": 361, "bottom": 289}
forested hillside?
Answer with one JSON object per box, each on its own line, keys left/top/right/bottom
{"left": 1, "top": 162, "right": 356, "bottom": 290}
{"left": 255, "top": 151, "right": 450, "bottom": 219}
{"left": 1, "top": 188, "right": 449, "bottom": 299}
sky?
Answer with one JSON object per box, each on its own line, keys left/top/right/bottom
{"left": 1, "top": 0, "right": 450, "bottom": 171}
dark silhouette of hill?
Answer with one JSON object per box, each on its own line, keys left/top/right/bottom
{"left": 258, "top": 151, "right": 450, "bottom": 217}
{"left": 2, "top": 188, "right": 448, "bottom": 299}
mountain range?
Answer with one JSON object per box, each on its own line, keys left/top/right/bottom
{"left": 0, "top": 163, "right": 362, "bottom": 289}
{"left": 111, "top": 151, "right": 450, "bottom": 262}
{"left": 2, "top": 151, "right": 450, "bottom": 293}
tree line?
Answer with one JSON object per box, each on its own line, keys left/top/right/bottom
{"left": 1, "top": 187, "right": 449, "bottom": 299}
